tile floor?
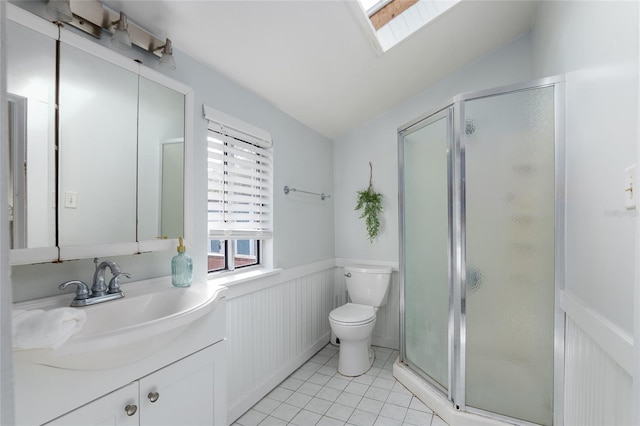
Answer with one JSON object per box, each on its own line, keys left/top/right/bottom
{"left": 234, "top": 344, "right": 449, "bottom": 426}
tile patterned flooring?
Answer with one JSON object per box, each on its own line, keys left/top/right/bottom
{"left": 234, "top": 344, "right": 449, "bottom": 426}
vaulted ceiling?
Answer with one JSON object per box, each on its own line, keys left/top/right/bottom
{"left": 103, "top": 0, "right": 539, "bottom": 139}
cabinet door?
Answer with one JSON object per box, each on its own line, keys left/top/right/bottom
{"left": 139, "top": 344, "right": 224, "bottom": 426}
{"left": 45, "top": 382, "right": 138, "bottom": 426}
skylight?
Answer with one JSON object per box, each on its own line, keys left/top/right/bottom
{"left": 358, "top": 0, "right": 461, "bottom": 51}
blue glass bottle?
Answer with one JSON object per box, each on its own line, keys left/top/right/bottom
{"left": 172, "top": 237, "right": 192, "bottom": 288}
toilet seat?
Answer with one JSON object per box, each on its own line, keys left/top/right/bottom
{"left": 329, "top": 303, "right": 375, "bottom": 326}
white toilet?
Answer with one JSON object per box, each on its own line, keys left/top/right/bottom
{"left": 329, "top": 265, "right": 392, "bottom": 376}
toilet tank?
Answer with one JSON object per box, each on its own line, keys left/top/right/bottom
{"left": 344, "top": 265, "right": 392, "bottom": 307}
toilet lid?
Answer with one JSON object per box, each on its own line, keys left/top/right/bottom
{"left": 330, "top": 303, "right": 375, "bottom": 325}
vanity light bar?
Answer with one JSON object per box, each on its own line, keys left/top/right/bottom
{"left": 64, "top": 0, "right": 169, "bottom": 59}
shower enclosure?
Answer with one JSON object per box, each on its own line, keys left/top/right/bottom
{"left": 398, "top": 78, "right": 564, "bottom": 425}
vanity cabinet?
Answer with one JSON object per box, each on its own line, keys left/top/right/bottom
{"left": 138, "top": 342, "right": 219, "bottom": 425}
{"left": 45, "top": 343, "right": 223, "bottom": 425}
{"left": 45, "top": 383, "right": 138, "bottom": 426}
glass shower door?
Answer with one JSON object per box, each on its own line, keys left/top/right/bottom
{"left": 463, "top": 86, "right": 555, "bottom": 425}
{"left": 401, "top": 109, "right": 451, "bottom": 391}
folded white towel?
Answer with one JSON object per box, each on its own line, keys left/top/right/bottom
{"left": 12, "top": 308, "right": 87, "bottom": 350}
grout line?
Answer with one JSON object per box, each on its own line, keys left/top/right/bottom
{"left": 235, "top": 344, "right": 445, "bottom": 426}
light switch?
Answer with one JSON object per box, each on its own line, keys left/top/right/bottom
{"left": 64, "top": 191, "right": 77, "bottom": 209}
{"left": 625, "top": 165, "right": 636, "bottom": 210}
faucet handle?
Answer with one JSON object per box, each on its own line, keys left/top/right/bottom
{"left": 59, "top": 280, "right": 90, "bottom": 300}
{"left": 108, "top": 272, "right": 132, "bottom": 294}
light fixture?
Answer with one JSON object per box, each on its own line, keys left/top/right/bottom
{"left": 45, "top": 0, "right": 74, "bottom": 23}
{"left": 61, "top": 0, "right": 179, "bottom": 69}
{"left": 157, "top": 38, "right": 177, "bottom": 71}
{"left": 111, "top": 11, "right": 132, "bottom": 50}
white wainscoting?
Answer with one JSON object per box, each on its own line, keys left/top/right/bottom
{"left": 225, "top": 260, "right": 335, "bottom": 423}
{"left": 561, "top": 292, "right": 633, "bottom": 425}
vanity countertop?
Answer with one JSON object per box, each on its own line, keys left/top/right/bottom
{"left": 13, "top": 277, "right": 226, "bottom": 370}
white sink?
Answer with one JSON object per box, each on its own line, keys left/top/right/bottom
{"left": 13, "top": 277, "right": 226, "bottom": 370}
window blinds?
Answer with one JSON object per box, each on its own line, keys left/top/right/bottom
{"left": 205, "top": 105, "right": 273, "bottom": 240}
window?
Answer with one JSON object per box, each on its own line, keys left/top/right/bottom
{"left": 204, "top": 105, "right": 272, "bottom": 273}
{"left": 357, "top": 0, "right": 461, "bottom": 52}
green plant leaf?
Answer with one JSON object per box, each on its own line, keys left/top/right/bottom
{"left": 355, "top": 186, "right": 383, "bottom": 243}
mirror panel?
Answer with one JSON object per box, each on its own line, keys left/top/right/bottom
{"left": 6, "top": 19, "right": 56, "bottom": 250}
{"left": 137, "top": 76, "right": 185, "bottom": 241}
{"left": 8, "top": 7, "right": 190, "bottom": 264}
{"left": 58, "top": 42, "right": 138, "bottom": 246}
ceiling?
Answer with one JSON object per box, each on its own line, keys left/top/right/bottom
{"left": 103, "top": 0, "right": 539, "bottom": 140}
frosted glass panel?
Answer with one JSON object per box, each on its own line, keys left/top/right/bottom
{"left": 464, "top": 87, "right": 555, "bottom": 425}
{"left": 403, "top": 113, "right": 450, "bottom": 390}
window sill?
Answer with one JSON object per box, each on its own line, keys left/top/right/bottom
{"left": 207, "top": 266, "right": 282, "bottom": 289}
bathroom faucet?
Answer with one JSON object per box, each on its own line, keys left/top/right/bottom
{"left": 59, "top": 258, "right": 132, "bottom": 307}
{"left": 92, "top": 259, "right": 131, "bottom": 296}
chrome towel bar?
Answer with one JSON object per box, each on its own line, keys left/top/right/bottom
{"left": 283, "top": 185, "right": 331, "bottom": 201}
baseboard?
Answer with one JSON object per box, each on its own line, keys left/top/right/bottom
{"left": 372, "top": 336, "right": 399, "bottom": 350}
{"left": 228, "top": 333, "right": 331, "bottom": 423}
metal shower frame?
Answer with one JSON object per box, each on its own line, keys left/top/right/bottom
{"left": 397, "top": 76, "right": 566, "bottom": 426}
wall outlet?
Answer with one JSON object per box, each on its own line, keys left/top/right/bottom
{"left": 64, "top": 191, "right": 78, "bottom": 209}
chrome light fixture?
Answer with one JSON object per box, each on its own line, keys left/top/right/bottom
{"left": 45, "top": 0, "right": 74, "bottom": 23}
{"left": 111, "top": 11, "right": 132, "bottom": 50}
{"left": 60, "top": 0, "right": 178, "bottom": 69}
{"left": 158, "top": 38, "right": 176, "bottom": 71}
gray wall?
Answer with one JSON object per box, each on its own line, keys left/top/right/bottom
{"left": 532, "top": 0, "right": 638, "bottom": 336}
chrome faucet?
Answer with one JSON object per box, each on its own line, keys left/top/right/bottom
{"left": 59, "top": 258, "right": 132, "bottom": 307}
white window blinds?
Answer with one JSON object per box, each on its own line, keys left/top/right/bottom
{"left": 205, "top": 105, "right": 273, "bottom": 240}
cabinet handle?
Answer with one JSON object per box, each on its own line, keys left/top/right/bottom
{"left": 125, "top": 404, "right": 138, "bottom": 416}
{"left": 148, "top": 392, "right": 160, "bottom": 403}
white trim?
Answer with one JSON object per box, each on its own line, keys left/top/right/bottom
{"left": 139, "top": 66, "right": 192, "bottom": 95}
{"left": 335, "top": 257, "right": 399, "bottom": 271}
{"left": 9, "top": 247, "right": 58, "bottom": 265}
{"left": 560, "top": 290, "right": 634, "bottom": 374}
{"left": 7, "top": 3, "right": 58, "bottom": 39}
{"left": 59, "top": 27, "right": 140, "bottom": 73}
{"left": 138, "top": 238, "right": 177, "bottom": 253}
{"left": 59, "top": 242, "right": 139, "bottom": 261}
{"left": 215, "top": 258, "right": 336, "bottom": 300}
{"left": 203, "top": 104, "right": 272, "bottom": 147}
{"left": 183, "top": 91, "right": 195, "bottom": 246}
{"left": 372, "top": 336, "right": 398, "bottom": 349}
{"left": 344, "top": 0, "right": 384, "bottom": 57}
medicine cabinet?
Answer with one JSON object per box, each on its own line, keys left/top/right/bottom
{"left": 7, "top": 5, "right": 192, "bottom": 265}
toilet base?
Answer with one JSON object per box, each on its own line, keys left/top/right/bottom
{"left": 337, "top": 341, "right": 375, "bottom": 377}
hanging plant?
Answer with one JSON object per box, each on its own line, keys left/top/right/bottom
{"left": 355, "top": 162, "right": 383, "bottom": 243}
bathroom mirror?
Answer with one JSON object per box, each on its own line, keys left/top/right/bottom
{"left": 7, "top": 7, "right": 190, "bottom": 264}
{"left": 58, "top": 42, "right": 139, "bottom": 248}
{"left": 137, "top": 76, "right": 185, "bottom": 242}
{"left": 6, "top": 18, "right": 57, "bottom": 256}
